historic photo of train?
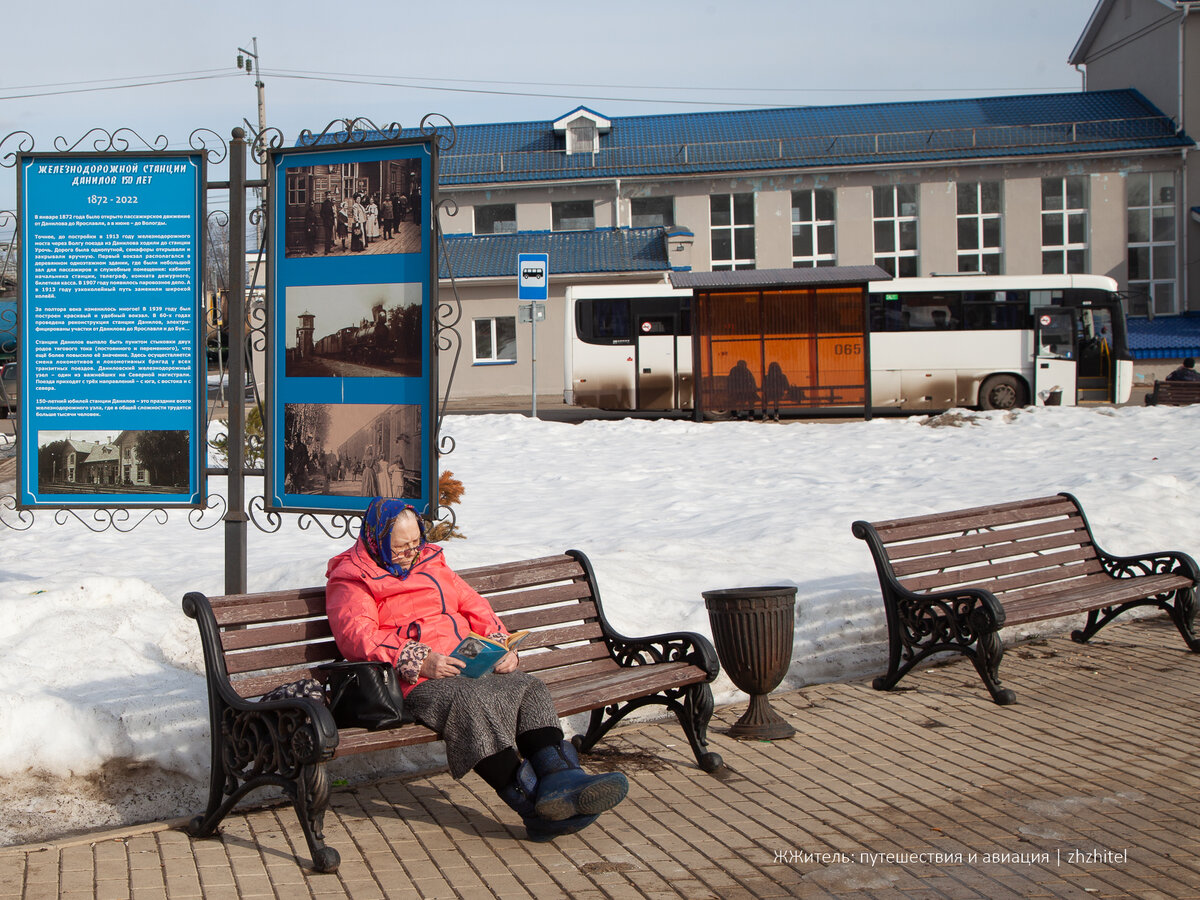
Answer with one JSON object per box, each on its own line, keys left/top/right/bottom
{"left": 285, "top": 282, "right": 423, "bottom": 378}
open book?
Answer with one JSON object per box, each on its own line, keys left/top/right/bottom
{"left": 450, "top": 631, "right": 530, "bottom": 678}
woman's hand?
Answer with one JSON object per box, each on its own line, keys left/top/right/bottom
{"left": 492, "top": 651, "right": 518, "bottom": 675}
{"left": 420, "top": 651, "right": 465, "bottom": 679}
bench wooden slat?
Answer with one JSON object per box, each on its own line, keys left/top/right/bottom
{"left": 889, "top": 529, "right": 1093, "bottom": 577}
{"left": 1002, "top": 572, "right": 1194, "bottom": 619}
{"left": 500, "top": 600, "right": 598, "bottom": 632}
{"left": 220, "top": 619, "right": 334, "bottom": 652}
{"left": 460, "top": 556, "right": 587, "bottom": 592}
{"left": 518, "top": 622, "right": 605, "bottom": 655}
{"left": 518, "top": 640, "right": 612, "bottom": 674}
{"left": 548, "top": 662, "right": 709, "bottom": 717}
{"left": 484, "top": 580, "right": 595, "bottom": 614}
{"left": 225, "top": 639, "right": 342, "bottom": 676}
{"left": 886, "top": 518, "right": 1090, "bottom": 565}
{"left": 213, "top": 595, "right": 329, "bottom": 627}
{"left": 333, "top": 723, "right": 442, "bottom": 756}
{"left": 530, "top": 656, "right": 622, "bottom": 686}
{"left": 231, "top": 667, "right": 324, "bottom": 699}
{"left": 869, "top": 496, "right": 1075, "bottom": 542}
{"left": 899, "top": 546, "right": 1097, "bottom": 593}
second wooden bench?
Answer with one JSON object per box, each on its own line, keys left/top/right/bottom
{"left": 853, "top": 493, "right": 1200, "bottom": 705}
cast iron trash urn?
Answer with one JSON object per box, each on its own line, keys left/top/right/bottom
{"left": 702, "top": 585, "right": 797, "bottom": 740}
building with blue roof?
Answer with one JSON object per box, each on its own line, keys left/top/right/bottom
{"left": 293, "top": 0, "right": 1198, "bottom": 403}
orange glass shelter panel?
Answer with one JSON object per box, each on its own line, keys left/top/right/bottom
{"left": 695, "top": 286, "right": 867, "bottom": 415}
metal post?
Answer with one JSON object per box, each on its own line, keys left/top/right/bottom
{"left": 225, "top": 127, "right": 248, "bottom": 594}
{"left": 530, "top": 306, "right": 538, "bottom": 418}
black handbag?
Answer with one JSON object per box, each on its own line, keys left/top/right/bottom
{"left": 318, "top": 661, "right": 410, "bottom": 730}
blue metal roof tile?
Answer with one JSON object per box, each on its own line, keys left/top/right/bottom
{"left": 302, "top": 89, "right": 1192, "bottom": 186}
{"left": 439, "top": 227, "right": 669, "bottom": 279}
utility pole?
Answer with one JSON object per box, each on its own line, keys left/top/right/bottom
{"left": 236, "top": 39, "right": 267, "bottom": 244}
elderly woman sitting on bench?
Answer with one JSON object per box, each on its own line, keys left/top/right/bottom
{"left": 325, "top": 498, "right": 628, "bottom": 840}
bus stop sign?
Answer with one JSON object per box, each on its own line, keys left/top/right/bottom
{"left": 518, "top": 252, "right": 549, "bottom": 300}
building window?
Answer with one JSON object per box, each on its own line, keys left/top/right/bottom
{"left": 552, "top": 200, "right": 595, "bottom": 232}
{"left": 873, "top": 184, "right": 919, "bottom": 277}
{"left": 1041, "top": 176, "right": 1088, "bottom": 274}
{"left": 567, "top": 117, "right": 597, "bottom": 155}
{"left": 475, "top": 204, "right": 517, "bottom": 235}
{"left": 631, "top": 197, "right": 674, "bottom": 228}
{"left": 286, "top": 173, "right": 307, "bottom": 206}
{"left": 956, "top": 181, "right": 1003, "bottom": 274}
{"left": 1127, "top": 172, "right": 1176, "bottom": 315}
{"left": 473, "top": 316, "right": 517, "bottom": 364}
{"left": 791, "top": 189, "right": 836, "bottom": 267}
{"left": 710, "top": 193, "right": 755, "bottom": 271}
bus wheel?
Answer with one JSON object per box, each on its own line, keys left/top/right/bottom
{"left": 979, "top": 375, "right": 1027, "bottom": 410}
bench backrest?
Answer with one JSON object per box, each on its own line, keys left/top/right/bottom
{"left": 208, "top": 552, "right": 611, "bottom": 699}
{"left": 1153, "top": 380, "right": 1200, "bottom": 404}
{"left": 858, "top": 494, "right": 1104, "bottom": 605}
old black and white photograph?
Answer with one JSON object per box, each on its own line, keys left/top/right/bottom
{"left": 283, "top": 157, "right": 422, "bottom": 258}
{"left": 285, "top": 282, "right": 423, "bottom": 378}
{"left": 283, "top": 403, "right": 421, "bottom": 498}
{"left": 35, "top": 429, "right": 190, "bottom": 493}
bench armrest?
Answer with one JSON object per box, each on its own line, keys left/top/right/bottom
{"left": 183, "top": 591, "right": 340, "bottom": 762}
{"left": 1056, "top": 493, "right": 1200, "bottom": 584}
{"left": 1095, "top": 548, "right": 1200, "bottom": 582}
{"left": 606, "top": 630, "right": 721, "bottom": 681}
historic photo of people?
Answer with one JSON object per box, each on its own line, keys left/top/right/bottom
{"left": 283, "top": 403, "right": 421, "bottom": 499}
{"left": 35, "top": 429, "right": 190, "bottom": 493}
{"left": 285, "top": 282, "right": 422, "bottom": 378}
{"left": 283, "top": 157, "right": 422, "bottom": 258}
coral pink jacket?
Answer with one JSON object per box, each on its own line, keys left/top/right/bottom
{"left": 325, "top": 540, "right": 506, "bottom": 694}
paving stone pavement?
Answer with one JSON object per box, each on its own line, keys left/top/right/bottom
{"left": 3, "top": 616, "right": 1200, "bottom": 899}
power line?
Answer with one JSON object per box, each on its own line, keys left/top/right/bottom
{"left": 269, "top": 66, "right": 1081, "bottom": 96}
{"left": 0, "top": 64, "right": 1081, "bottom": 107}
{"left": 0, "top": 73, "right": 237, "bottom": 102}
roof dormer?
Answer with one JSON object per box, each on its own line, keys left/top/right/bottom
{"left": 553, "top": 107, "right": 611, "bottom": 155}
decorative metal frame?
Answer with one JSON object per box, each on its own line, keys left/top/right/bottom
{"left": 852, "top": 491, "right": 1200, "bottom": 706}
{"left": 0, "top": 118, "right": 466, "bottom": 577}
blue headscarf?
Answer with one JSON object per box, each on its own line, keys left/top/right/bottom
{"left": 359, "top": 498, "right": 426, "bottom": 577}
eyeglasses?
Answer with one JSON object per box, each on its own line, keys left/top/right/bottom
{"left": 391, "top": 539, "right": 421, "bottom": 554}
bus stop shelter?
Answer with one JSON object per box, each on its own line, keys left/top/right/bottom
{"left": 671, "top": 266, "right": 889, "bottom": 420}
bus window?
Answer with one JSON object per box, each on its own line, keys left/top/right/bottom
{"left": 577, "top": 299, "right": 632, "bottom": 344}
{"left": 899, "top": 292, "right": 961, "bottom": 330}
{"left": 962, "top": 292, "right": 1030, "bottom": 330}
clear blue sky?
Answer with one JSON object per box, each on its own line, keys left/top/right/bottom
{"left": 1, "top": 0, "right": 1101, "bottom": 217}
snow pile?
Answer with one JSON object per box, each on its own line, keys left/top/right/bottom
{"left": 2, "top": 404, "right": 1198, "bottom": 844}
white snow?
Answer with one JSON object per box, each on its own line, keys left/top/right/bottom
{"left": 2, "top": 404, "right": 1198, "bottom": 845}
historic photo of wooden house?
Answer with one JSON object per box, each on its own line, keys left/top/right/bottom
{"left": 283, "top": 157, "right": 422, "bottom": 258}
{"left": 35, "top": 430, "right": 190, "bottom": 493}
{"left": 283, "top": 403, "right": 421, "bottom": 499}
{"left": 285, "top": 282, "right": 423, "bottom": 378}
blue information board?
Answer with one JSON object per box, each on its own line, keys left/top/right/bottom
{"left": 266, "top": 137, "right": 437, "bottom": 516}
{"left": 17, "top": 153, "right": 205, "bottom": 507}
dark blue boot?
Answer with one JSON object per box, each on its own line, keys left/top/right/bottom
{"left": 527, "top": 740, "right": 628, "bottom": 822}
{"left": 495, "top": 759, "right": 600, "bottom": 841}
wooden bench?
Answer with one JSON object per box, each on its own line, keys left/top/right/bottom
{"left": 1145, "top": 379, "right": 1200, "bottom": 406}
{"left": 852, "top": 493, "right": 1200, "bottom": 705}
{"left": 182, "top": 549, "right": 722, "bottom": 872}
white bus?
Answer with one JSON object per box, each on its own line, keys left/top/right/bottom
{"left": 564, "top": 274, "right": 1132, "bottom": 413}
